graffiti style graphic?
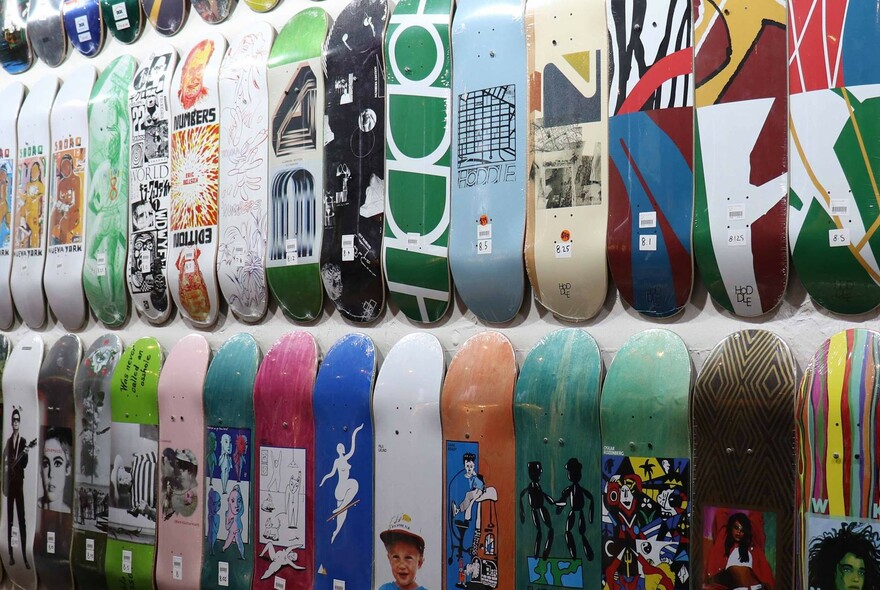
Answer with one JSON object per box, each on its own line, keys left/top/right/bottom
{"left": 14, "top": 155, "right": 46, "bottom": 250}
{"left": 258, "top": 446, "right": 306, "bottom": 579}
{"left": 49, "top": 144, "right": 85, "bottom": 245}
{"left": 702, "top": 507, "right": 775, "bottom": 590}
{"left": 601, "top": 456, "right": 689, "bottom": 590}
{"left": 0, "top": 158, "right": 14, "bottom": 250}
{"left": 108, "top": 423, "right": 158, "bottom": 542}
{"left": 160, "top": 447, "right": 199, "bottom": 520}
{"left": 205, "top": 427, "right": 250, "bottom": 558}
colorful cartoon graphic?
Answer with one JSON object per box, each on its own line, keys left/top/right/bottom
{"left": 601, "top": 456, "right": 689, "bottom": 590}
{"left": 15, "top": 156, "right": 46, "bottom": 250}
{"left": 258, "top": 446, "right": 306, "bottom": 579}
{"left": 108, "top": 423, "right": 158, "bottom": 543}
{"left": 49, "top": 145, "right": 85, "bottom": 245}
{"left": 702, "top": 507, "right": 776, "bottom": 590}
{"left": 204, "top": 426, "right": 250, "bottom": 558}
{"left": 160, "top": 447, "right": 199, "bottom": 520}
{"left": 0, "top": 159, "right": 14, "bottom": 249}
{"left": 807, "top": 516, "right": 880, "bottom": 590}
{"left": 178, "top": 40, "right": 215, "bottom": 111}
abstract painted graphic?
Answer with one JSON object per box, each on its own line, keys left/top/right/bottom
{"left": 205, "top": 427, "right": 251, "bottom": 559}
{"left": 257, "top": 446, "right": 306, "bottom": 580}
{"left": 458, "top": 85, "right": 517, "bottom": 171}
{"left": 268, "top": 169, "right": 317, "bottom": 266}
{"left": 49, "top": 143, "right": 85, "bottom": 246}
{"left": 160, "top": 447, "right": 199, "bottom": 520}
{"left": 701, "top": 507, "right": 775, "bottom": 590}
{"left": 108, "top": 423, "right": 158, "bottom": 543}
{"left": 14, "top": 154, "right": 46, "bottom": 250}
{"left": 272, "top": 65, "right": 318, "bottom": 157}
{"left": 170, "top": 125, "right": 220, "bottom": 230}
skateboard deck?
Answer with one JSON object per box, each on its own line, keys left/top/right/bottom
{"left": 797, "top": 329, "right": 880, "bottom": 589}
{"left": 788, "top": 1, "right": 880, "bottom": 315}
{"left": 128, "top": 45, "right": 177, "bottom": 325}
{"left": 169, "top": 34, "right": 227, "bottom": 329}
{"left": 266, "top": 8, "right": 330, "bottom": 323}
{"left": 191, "top": 0, "right": 231, "bottom": 24}
{"left": 442, "top": 331, "right": 517, "bottom": 590}
{"left": 155, "top": 334, "right": 210, "bottom": 589}
{"left": 524, "top": 0, "right": 609, "bottom": 321}
{"left": 11, "top": 76, "right": 58, "bottom": 330}
{"left": 692, "top": 330, "right": 797, "bottom": 590}
{"left": 33, "top": 334, "right": 81, "bottom": 590}
{"left": 0, "top": 83, "right": 26, "bottom": 330}
{"left": 314, "top": 333, "right": 376, "bottom": 590}
{"left": 101, "top": 0, "right": 142, "bottom": 44}
{"left": 62, "top": 0, "right": 104, "bottom": 57}
{"left": 105, "top": 337, "right": 163, "bottom": 590}
{"left": 606, "top": 0, "right": 694, "bottom": 318}
{"left": 45, "top": 65, "right": 96, "bottom": 331}
{"left": 449, "top": 0, "right": 527, "bottom": 324}
{"left": 200, "top": 334, "right": 261, "bottom": 590}
{"left": 0, "top": 333, "right": 10, "bottom": 586}
{"left": 373, "top": 333, "right": 445, "bottom": 590}
{"left": 27, "top": 0, "right": 66, "bottom": 67}
{"left": 140, "top": 0, "right": 186, "bottom": 36}
{"left": 217, "top": 24, "right": 273, "bottom": 324}
{"left": 322, "top": 0, "right": 389, "bottom": 323}
{"left": 253, "top": 332, "right": 318, "bottom": 590}
{"left": 84, "top": 56, "right": 137, "bottom": 328}
{"left": 514, "top": 329, "right": 603, "bottom": 590}
{"left": 0, "top": 0, "right": 33, "bottom": 74}
{"left": 241, "top": 0, "right": 274, "bottom": 14}
{"left": 382, "top": 0, "right": 453, "bottom": 324}
{"left": 692, "top": 2, "right": 788, "bottom": 317}
{"left": 600, "top": 329, "right": 691, "bottom": 590}
{"left": 71, "top": 334, "right": 124, "bottom": 590}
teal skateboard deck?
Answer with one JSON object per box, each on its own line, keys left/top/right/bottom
{"left": 101, "top": 0, "right": 142, "bottom": 44}
{"left": 449, "top": 0, "right": 527, "bottom": 324}
{"left": 200, "top": 334, "right": 261, "bottom": 590}
{"left": 71, "top": 334, "right": 124, "bottom": 590}
{"left": 600, "top": 329, "right": 692, "bottom": 590}
{"left": 693, "top": 330, "right": 797, "bottom": 590}
{"left": 0, "top": 0, "right": 33, "bottom": 74}
{"left": 514, "top": 329, "right": 603, "bottom": 590}
{"left": 105, "top": 337, "right": 163, "bottom": 590}
{"left": 265, "top": 8, "right": 330, "bottom": 323}
{"left": 382, "top": 0, "right": 453, "bottom": 324}
{"left": 27, "top": 0, "right": 67, "bottom": 67}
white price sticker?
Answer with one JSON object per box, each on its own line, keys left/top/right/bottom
{"left": 727, "top": 204, "right": 745, "bottom": 221}
{"left": 274, "top": 576, "right": 287, "bottom": 590}
{"left": 116, "top": 17, "right": 130, "bottom": 29}
{"left": 406, "top": 232, "right": 420, "bottom": 249}
{"left": 727, "top": 228, "right": 749, "bottom": 247}
{"left": 477, "top": 223, "right": 492, "bottom": 240}
{"left": 555, "top": 242, "right": 572, "bottom": 258}
{"left": 122, "top": 550, "right": 132, "bottom": 574}
{"left": 218, "top": 562, "right": 229, "bottom": 586}
{"left": 233, "top": 244, "right": 245, "bottom": 266}
{"left": 86, "top": 538, "right": 95, "bottom": 562}
{"left": 829, "top": 228, "right": 850, "bottom": 247}
{"left": 830, "top": 199, "right": 849, "bottom": 216}
{"left": 638, "top": 234, "right": 657, "bottom": 252}
{"left": 112, "top": 2, "right": 127, "bottom": 18}
{"left": 638, "top": 211, "right": 657, "bottom": 229}
{"left": 184, "top": 259, "right": 195, "bottom": 273}
{"left": 47, "top": 531, "right": 55, "bottom": 554}
{"left": 173, "top": 555, "right": 183, "bottom": 580}
{"left": 75, "top": 14, "right": 89, "bottom": 32}
{"left": 285, "top": 239, "right": 298, "bottom": 265}
{"left": 333, "top": 580, "right": 346, "bottom": 590}
{"left": 78, "top": 30, "right": 92, "bottom": 42}
{"left": 341, "top": 235, "right": 355, "bottom": 262}
{"left": 96, "top": 252, "right": 107, "bottom": 277}
{"left": 477, "top": 239, "right": 492, "bottom": 255}
{"left": 11, "top": 528, "right": 19, "bottom": 548}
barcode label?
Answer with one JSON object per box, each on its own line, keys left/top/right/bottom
{"left": 78, "top": 30, "right": 92, "bottom": 42}
{"left": 727, "top": 204, "right": 745, "bottom": 220}
{"left": 285, "top": 239, "right": 298, "bottom": 265}
{"left": 86, "top": 538, "right": 95, "bottom": 562}
{"left": 96, "top": 252, "right": 106, "bottom": 277}
{"left": 406, "top": 232, "right": 420, "bottom": 248}
{"left": 218, "top": 562, "right": 229, "bottom": 586}
{"left": 274, "top": 576, "right": 286, "bottom": 590}
{"left": 11, "top": 528, "right": 19, "bottom": 548}
{"left": 233, "top": 244, "right": 245, "bottom": 266}
{"left": 333, "top": 580, "right": 346, "bottom": 590}
{"left": 122, "top": 550, "right": 132, "bottom": 573}
{"left": 831, "top": 199, "right": 849, "bottom": 216}
{"left": 341, "top": 235, "right": 355, "bottom": 261}
{"left": 47, "top": 531, "right": 55, "bottom": 554}
{"left": 477, "top": 223, "right": 492, "bottom": 240}
{"left": 116, "top": 17, "right": 130, "bottom": 29}
{"left": 638, "top": 211, "right": 656, "bottom": 229}
{"left": 173, "top": 555, "right": 183, "bottom": 580}
{"left": 639, "top": 234, "right": 657, "bottom": 251}
{"left": 829, "top": 228, "right": 850, "bottom": 247}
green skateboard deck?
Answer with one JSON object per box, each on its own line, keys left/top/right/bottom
{"left": 514, "top": 329, "right": 603, "bottom": 590}
{"left": 105, "top": 337, "right": 163, "bottom": 590}
{"left": 382, "top": 0, "right": 453, "bottom": 323}
{"left": 101, "top": 0, "right": 143, "bottom": 44}
{"left": 265, "top": 8, "right": 331, "bottom": 322}
{"left": 84, "top": 56, "right": 137, "bottom": 329}
{"left": 200, "top": 334, "right": 261, "bottom": 590}
{"left": 600, "top": 329, "right": 692, "bottom": 590}
{"left": 71, "top": 334, "right": 124, "bottom": 590}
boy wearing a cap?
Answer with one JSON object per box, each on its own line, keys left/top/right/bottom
{"left": 379, "top": 513, "right": 427, "bottom": 590}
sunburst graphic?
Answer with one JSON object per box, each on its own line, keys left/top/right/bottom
{"left": 170, "top": 124, "right": 220, "bottom": 230}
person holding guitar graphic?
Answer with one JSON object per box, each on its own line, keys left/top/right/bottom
{"left": 4, "top": 407, "right": 34, "bottom": 568}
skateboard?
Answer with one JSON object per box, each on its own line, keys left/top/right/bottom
{"left": 242, "top": 0, "right": 274, "bottom": 14}
{"left": 322, "top": 0, "right": 389, "bottom": 323}
{"left": 10, "top": 75, "right": 58, "bottom": 330}
{"left": 200, "top": 333, "right": 261, "bottom": 590}
{"left": 524, "top": 0, "right": 609, "bottom": 321}
{"left": 313, "top": 333, "right": 376, "bottom": 590}
{"left": 788, "top": 1, "right": 880, "bottom": 315}
{"left": 0, "top": 0, "right": 33, "bottom": 74}
{"left": 442, "top": 331, "right": 517, "bottom": 590}
{"left": 692, "top": 1, "right": 788, "bottom": 317}
{"left": 600, "top": 329, "right": 691, "bottom": 590}
{"left": 0, "top": 335, "right": 43, "bottom": 590}
{"left": 169, "top": 34, "right": 227, "bottom": 329}
{"left": 155, "top": 334, "right": 210, "bottom": 589}
{"left": 27, "top": 0, "right": 66, "bottom": 67}
{"left": 101, "top": 0, "right": 142, "bottom": 44}
{"left": 373, "top": 333, "right": 445, "bottom": 590}
{"left": 449, "top": 0, "right": 527, "bottom": 324}
{"left": 514, "top": 329, "right": 603, "bottom": 590}
{"left": 33, "top": 334, "right": 82, "bottom": 590}
{"left": 692, "top": 330, "right": 797, "bottom": 590}
{"left": 128, "top": 45, "right": 177, "bottom": 325}
{"left": 191, "top": 0, "right": 232, "bottom": 24}
{"left": 84, "top": 56, "right": 137, "bottom": 329}
{"left": 71, "top": 334, "right": 124, "bottom": 590}
{"left": 217, "top": 24, "right": 273, "bottom": 324}
{"left": 381, "top": 0, "right": 453, "bottom": 324}
{"left": 606, "top": 0, "right": 694, "bottom": 318}
{"left": 253, "top": 331, "right": 318, "bottom": 590}
{"left": 797, "top": 329, "right": 880, "bottom": 589}
{"left": 0, "top": 334, "right": 10, "bottom": 584}
{"left": 44, "top": 65, "right": 96, "bottom": 332}
{"left": 0, "top": 83, "right": 26, "bottom": 330}
{"left": 266, "top": 7, "right": 331, "bottom": 323}
{"left": 105, "top": 337, "right": 163, "bottom": 590}
{"left": 141, "top": 0, "right": 186, "bottom": 36}
{"left": 62, "top": 0, "right": 104, "bottom": 57}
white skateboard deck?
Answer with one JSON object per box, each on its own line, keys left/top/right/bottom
{"left": 11, "top": 76, "right": 58, "bottom": 330}
{"left": 0, "top": 335, "right": 44, "bottom": 590}
{"left": 0, "top": 84, "right": 26, "bottom": 330}
{"left": 127, "top": 45, "right": 177, "bottom": 325}
{"left": 169, "top": 34, "right": 227, "bottom": 329}
{"left": 45, "top": 64, "right": 96, "bottom": 331}
{"left": 217, "top": 24, "right": 273, "bottom": 324}
{"left": 373, "top": 333, "right": 445, "bottom": 590}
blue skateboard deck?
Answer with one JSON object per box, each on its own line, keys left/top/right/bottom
{"left": 449, "top": 0, "right": 527, "bottom": 324}
{"left": 62, "top": 0, "right": 104, "bottom": 57}
{"left": 313, "top": 333, "right": 376, "bottom": 590}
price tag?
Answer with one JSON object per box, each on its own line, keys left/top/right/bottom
{"left": 285, "top": 239, "right": 298, "bottom": 265}
{"left": 830, "top": 199, "right": 849, "bottom": 216}
{"left": 47, "top": 531, "right": 55, "bottom": 554}
{"left": 11, "top": 528, "right": 19, "bottom": 548}
{"left": 78, "top": 30, "right": 92, "bottom": 42}
{"left": 638, "top": 211, "right": 656, "bottom": 229}
{"left": 274, "top": 576, "right": 287, "bottom": 590}
{"left": 406, "top": 232, "right": 420, "bottom": 249}
{"left": 96, "top": 252, "right": 107, "bottom": 277}
{"left": 333, "top": 580, "right": 346, "bottom": 590}
{"left": 173, "top": 555, "right": 183, "bottom": 580}
{"left": 477, "top": 239, "right": 492, "bottom": 255}
{"left": 555, "top": 242, "right": 572, "bottom": 258}
{"left": 829, "top": 228, "right": 850, "bottom": 247}
{"left": 218, "top": 562, "right": 229, "bottom": 586}
{"left": 341, "top": 235, "right": 355, "bottom": 261}
{"left": 184, "top": 259, "right": 195, "bottom": 273}
{"left": 122, "top": 550, "right": 132, "bottom": 574}
{"left": 727, "top": 228, "right": 749, "bottom": 247}
{"left": 116, "top": 17, "right": 130, "bottom": 29}
{"left": 477, "top": 223, "right": 492, "bottom": 240}
{"left": 727, "top": 204, "right": 745, "bottom": 221}
{"left": 638, "top": 234, "right": 657, "bottom": 252}
{"left": 233, "top": 244, "right": 245, "bottom": 266}
{"left": 86, "top": 538, "right": 95, "bottom": 562}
